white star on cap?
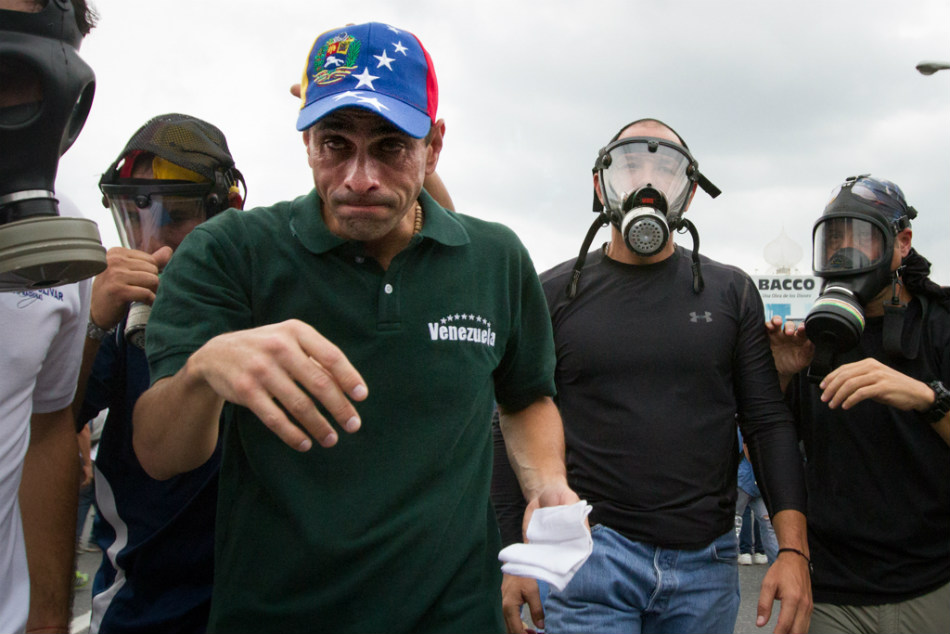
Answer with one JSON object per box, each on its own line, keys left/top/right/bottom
{"left": 387, "top": 25, "right": 401, "bottom": 34}
{"left": 392, "top": 41, "right": 409, "bottom": 55}
{"left": 355, "top": 95, "right": 389, "bottom": 112}
{"left": 332, "top": 91, "right": 361, "bottom": 102}
{"left": 374, "top": 50, "right": 395, "bottom": 71}
{"left": 352, "top": 67, "right": 379, "bottom": 89}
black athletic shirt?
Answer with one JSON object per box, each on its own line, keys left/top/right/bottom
{"left": 496, "top": 245, "right": 806, "bottom": 549}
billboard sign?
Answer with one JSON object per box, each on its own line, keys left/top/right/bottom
{"left": 753, "top": 275, "right": 821, "bottom": 321}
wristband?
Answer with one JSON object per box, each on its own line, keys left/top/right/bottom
{"left": 777, "top": 547, "right": 813, "bottom": 574}
{"left": 918, "top": 380, "right": 950, "bottom": 425}
{"left": 86, "top": 319, "right": 115, "bottom": 342}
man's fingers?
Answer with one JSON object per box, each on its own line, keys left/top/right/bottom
{"left": 756, "top": 581, "right": 776, "bottom": 629}
{"left": 525, "top": 587, "right": 545, "bottom": 631}
{"left": 501, "top": 574, "right": 536, "bottom": 634}
{"left": 243, "top": 388, "right": 319, "bottom": 451}
{"left": 501, "top": 602, "right": 526, "bottom": 634}
{"left": 296, "top": 321, "right": 368, "bottom": 403}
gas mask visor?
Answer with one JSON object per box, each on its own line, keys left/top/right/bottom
{"left": 597, "top": 137, "right": 696, "bottom": 223}
{"left": 812, "top": 216, "right": 889, "bottom": 276}
{"left": 595, "top": 137, "right": 718, "bottom": 257}
{"left": 101, "top": 181, "right": 211, "bottom": 253}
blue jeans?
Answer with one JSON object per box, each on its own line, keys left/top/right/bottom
{"left": 544, "top": 525, "right": 740, "bottom": 634}
{"left": 735, "top": 488, "right": 778, "bottom": 563}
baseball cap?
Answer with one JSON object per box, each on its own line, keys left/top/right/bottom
{"left": 296, "top": 22, "right": 438, "bottom": 138}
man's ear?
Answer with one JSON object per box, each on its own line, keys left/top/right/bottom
{"left": 682, "top": 182, "right": 698, "bottom": 212}
{"left": 425, "top": 119, "right": 445, "bottom": 174}
{"left": 897, "top": 228, "right": 913, "bottom": 258}
{"left": 593, "top": 172, "right": 605, "bottom": 206}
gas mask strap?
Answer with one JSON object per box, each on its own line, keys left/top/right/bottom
{"left": 682, "top": 218, "right": 704, "bottom": 294}
{"left": 882, "top": 268, "right": 921, "bottom": 360}
{"left": 807, "top": 336, "right": 836, "bottom": 384}
{"left": 567, "top": 213, "right": 610, "bottom": 300}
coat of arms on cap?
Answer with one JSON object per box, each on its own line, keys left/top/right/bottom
{"left": 312, "top": 33, "right": 362, "bottom": 85}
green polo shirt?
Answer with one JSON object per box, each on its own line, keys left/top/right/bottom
{"left": 146, "top": 189, "right": 556, "bottom": 634}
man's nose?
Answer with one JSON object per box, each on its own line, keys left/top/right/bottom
{"left": 343, "top": 152, "right": 380, "bottom": 192}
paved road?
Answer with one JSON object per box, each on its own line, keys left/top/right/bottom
{"left": 71, "top": 550, "right": 779, "bottom": 634}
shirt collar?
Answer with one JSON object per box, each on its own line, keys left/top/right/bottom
{"left": 290, "top": 188, "right": 470, "bottom": 256}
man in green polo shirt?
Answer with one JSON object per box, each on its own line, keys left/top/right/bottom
{"left": 132, "top": 21, "right": 577, "bottom": 634}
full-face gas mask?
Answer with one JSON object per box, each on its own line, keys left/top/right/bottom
{"left": 595, "top": 136, "right": 720, "bottom": 256}
{"left": 0, "top": 0, "right": 105, "bottom": 291}
{"left": 98, "top": 114, "right": 246, "bottom": 348}
{"left": 566, "top": 120, "right": 721, "bottom": 299}
{"left": 803, "top": 175, "right": 915, "bottom": 381}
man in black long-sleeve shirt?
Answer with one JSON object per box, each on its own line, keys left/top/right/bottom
{"left": 495, "top": 118, "right": 811, "bottom": 634}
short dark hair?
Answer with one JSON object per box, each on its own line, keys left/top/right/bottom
{"left": 71, "top": 0, "right": 98, "bottom": 36}
{"left": 28, "top": 0, "right": 97, "bottom": 35}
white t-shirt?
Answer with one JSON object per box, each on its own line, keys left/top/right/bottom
{"left": 0, "top": 197, "right": 92, "bottom": 633}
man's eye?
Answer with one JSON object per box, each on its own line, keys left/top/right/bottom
{"left": 322, "top": 137, "right": 348, "bottom": 151}
{"left": 379, "top": 139, "right": 407, "bottom": 154}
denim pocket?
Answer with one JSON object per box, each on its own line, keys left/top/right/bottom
{"left": 711, "top": 529, "right": 739, "bottom": 562}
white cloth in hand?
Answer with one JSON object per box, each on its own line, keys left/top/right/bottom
{"left": 498, "top": 501, "right": 593, "bottom": 591}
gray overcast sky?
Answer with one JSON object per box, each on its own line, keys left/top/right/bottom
{"left": 58, "top": 0, "right": 950, "bottom": 283}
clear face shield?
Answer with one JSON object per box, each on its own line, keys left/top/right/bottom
{"left": 595, "top": 137, "right": 700, "bottom": 256}
{"left": 101, "top": 181, "right": 211, "bottom": 253}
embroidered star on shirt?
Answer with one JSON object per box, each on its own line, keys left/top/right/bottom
{"left": 374, "top": 50, "right": 395, "bottom": 70}
{"left": 352, "top": 67, "right": 379, "bottom": 89}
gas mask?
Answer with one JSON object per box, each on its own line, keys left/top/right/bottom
{"left": 566, "top": 124, "right": 721, "bottom": 299}
{"left": 594, "top": 137, "right": 719, "bottom": 256}
{"left": 803, "top": 175, "right": 915, "bottom": 381}
{"left": 0, "top": 0, "right": 105, "bottom": 291}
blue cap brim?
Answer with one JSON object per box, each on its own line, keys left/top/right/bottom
{"left": 296, "top": 93, "right": 432, "bottom": 138}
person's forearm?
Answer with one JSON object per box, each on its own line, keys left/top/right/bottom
{"left": 20, "top": 409, "right": 80, "bottom": 632}
{"left": 132, "top": 358, "right": 224, "bottom": 480}
{"left": 498, "top": 396, "right": 568, "bottom": 501}
{"left": 771, "top": 509, "right": 809, "bottom": 554}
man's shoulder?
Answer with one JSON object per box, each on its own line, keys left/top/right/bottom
{"left": 449, "top": 210, "right": 521, "bottom": 244}
{"left": 539, "top": 255, "right": 582, "bottom": 288}
{"left": 690, "top": 249, "right": 754, "bottom": 282}
{"left": 192, "top": 194, "right": 311, "bottom": 249}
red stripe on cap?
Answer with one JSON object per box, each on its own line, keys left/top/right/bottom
{"left": 413, "top": 34, "right": 438, "bottom": 122}
{"left": 118, "top": 150, "right": 145, "bottom": 179}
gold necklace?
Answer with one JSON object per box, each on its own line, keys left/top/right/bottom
{"left": 412, "top": 201, "right": 424, "bottom": 235}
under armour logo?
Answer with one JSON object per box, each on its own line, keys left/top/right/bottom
{"left": 689, "top": 311, "right": 713, "bottom": 323}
